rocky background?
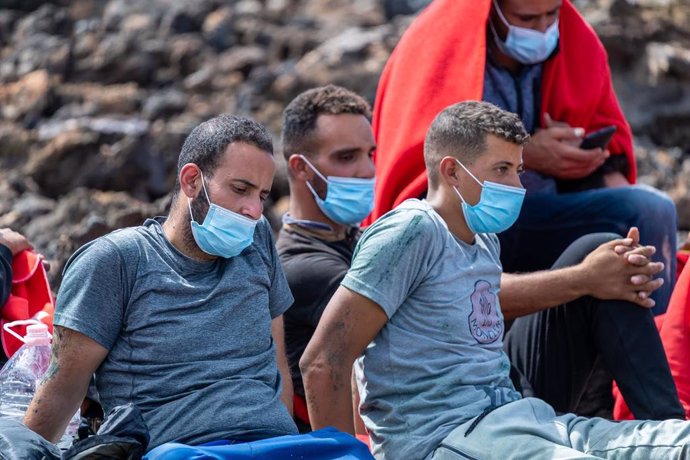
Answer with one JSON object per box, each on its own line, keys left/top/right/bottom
{"left": 0, "top": 0, "right": 688, "bottom": 287}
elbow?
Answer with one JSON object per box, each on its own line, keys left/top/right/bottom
{"left": 300, "top": 348, "right": 333, "bottom": 389}
{"left": 299, "top": 351, "right": 317, "bottom": 382}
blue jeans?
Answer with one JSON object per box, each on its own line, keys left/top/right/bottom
{"left": 498, "top": 185, "right": 677, "bottom": 314}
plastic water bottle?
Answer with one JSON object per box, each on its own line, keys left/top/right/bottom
{"left": 0, "top": 323, "right": 53, "bottom": 419}
{"left": 0, "top": 321, "right": 80, "bottom": 448}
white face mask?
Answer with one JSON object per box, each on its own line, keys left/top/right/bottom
{"left": 490, "top": 0, "right": 560, "bottom": 65}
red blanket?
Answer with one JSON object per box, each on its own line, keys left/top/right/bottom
{"left": 1, "top": 250, "right": 54, "bottom": 359}
{"left": 367, "top": 0, "right": 635, "bottom": 224}
{"left": 613, "top": 253, "right": 690, "bottom": 420}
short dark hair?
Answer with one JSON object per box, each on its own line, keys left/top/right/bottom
{"left": 174, "top": 114, "right": 273, "bottom": 193}
{"left": 424, "top": 101, "right": 529, "bottom": 186}
{"left": 281, "top": 85, "right": 371, "bottom": 161}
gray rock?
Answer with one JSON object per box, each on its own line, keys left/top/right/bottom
{"left": 142, "top": 89, "right": 188, "bottom": 120}
{"left": 0, "top": 10, "right": 20, "bottom": 46}
{"left": 0, "top": 33, "right": 70, "bottom": 82}
{"left": 0, "top": 70, "right": 53, "bottom": 125}
{"left": 37, "top": 117, "right": 149, "bottom": 140}
{"left": 202, "top": 6, "right": 235, "bottom": 51}
{"left": 12, "top": 3, "right": 71, "bottom": 42}
{"left": 217, "top": 46, "right": 267, "bottom": 76}
{"left": 0, "top": 123, "right": 33, "bottom": 169}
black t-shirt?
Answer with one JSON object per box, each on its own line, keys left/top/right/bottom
{"left": 276, "top": 224, "right": 358, "bottom": 397}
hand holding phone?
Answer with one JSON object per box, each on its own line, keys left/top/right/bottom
{"left": 580, "top": 125, "right": 617, "bottom": 150}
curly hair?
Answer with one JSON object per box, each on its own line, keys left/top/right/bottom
{"left": 424, "top": 101, "right": 529, "bottom": 186}
{"left": 281, "top": 85, "right": 371, "bottom": 161}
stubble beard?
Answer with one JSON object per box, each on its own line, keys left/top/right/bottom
{"left": 182, "top": 193, "right": 210, "bottom": 255}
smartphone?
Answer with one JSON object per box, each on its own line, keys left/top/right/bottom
{"left": 580, "top": 125, "right": 617, "bottom": 150}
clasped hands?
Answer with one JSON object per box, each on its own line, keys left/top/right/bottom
{"left": 581, "top": 227, "right": 664, "bottom": 308}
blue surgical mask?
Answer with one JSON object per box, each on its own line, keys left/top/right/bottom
{"left": 490, "top": 0, "right": 559, "bottom": 65}
{"left": 188, "top": 173, "right": 258, "bottom": 258}
{"left": 300, "top": 155, "right": 375, "bottom": 226}
{"left": 453, "top": 160, "right": 526, "bottom": 234}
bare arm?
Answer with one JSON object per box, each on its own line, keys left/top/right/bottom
{"left": 500, "top": 268, "right": 586, "bottom": 320}
{"left": 23, "top": 326, "right": 108, "bottom": 442}
{"left": 272, "top": 315, "right": 293, "bottom": 416}
{"left": 300, "top": 286, "right": 388, "bottom": 434}
{"left": 500, "top": 231, "right": 664, "bottom": 320}
{"left": 352, "top": 369, "right": 367, "bottom": 435}
{"left": 0, "top": 228, "right": 33, "bottom": 255}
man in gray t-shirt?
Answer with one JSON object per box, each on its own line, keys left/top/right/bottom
{"left": 301, "top": 102, "right": 690, "bottom": 460}
{"left": 23, "top": 115, "right": 298, "bottom": 449}
{"left": 343, "top": 199, "right": 520, "bottom": 458}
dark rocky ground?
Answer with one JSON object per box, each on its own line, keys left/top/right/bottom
{"left": 0, "top": 0, "right": 688, "bottom": 287}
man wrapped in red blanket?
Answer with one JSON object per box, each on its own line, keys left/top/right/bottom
{"left": 369, "top": 0, "right": 677, "bottom": 313}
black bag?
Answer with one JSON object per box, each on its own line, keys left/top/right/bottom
{"left": 0, "top": 404, "right": 149, "bottom": 460}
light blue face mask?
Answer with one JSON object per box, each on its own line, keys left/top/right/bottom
{"left": 188, "top": 173, "right": 258, "bottom": 258}
{"left": 490, "top": 0, "right": 560, "bottom": 65}
{"left": 300, "top": 155, "right": 375, "bottom": 226}
{"left": 453, "top": 160, "right": 526, "bottom": 234}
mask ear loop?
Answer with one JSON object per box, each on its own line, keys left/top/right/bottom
{"left": 488, "top": 0, "right": 512, "bottom": 48}
{"left": 188, "top": 170, "right": 212, "bottom": 223}
{"left": 492, "top": 0, "right": 511, "bottom": 28}
{"left": 298, "top": 154, "right": 329, "bottom": 199}
{"left": 453, "top": 159, "right": 484, "bottom": 205}
{"left": 453, "top": 186, "right": 468, "bottom": 204}
{"left": 298, "top": 155, "right": 328, "bottom": 182}
{"left": 455, "top": 160, "right": 484, "bottom": 186}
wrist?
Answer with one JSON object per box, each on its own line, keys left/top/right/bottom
{"left": 566, "top": 264, "right": 591, "bottom": 299}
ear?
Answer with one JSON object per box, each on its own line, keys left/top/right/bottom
{"left": 179, "top": 163, "right": 202, "bottom": 199}
{"left": 439, "top": 156, "right": 462, "bottom": 188}
{"left": 288, "top": 154, "right": 313, "bottom": 182}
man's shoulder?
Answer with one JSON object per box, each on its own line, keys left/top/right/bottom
{"left": 277, "top": 226, "right": 344, "bottom": 255}
{"left": 365, "top": 199, "right": 444, "bottom": 240}
{"left": 278, "top": 227, "right": 350, "bottom": 277}
{"left": 65, "top": 223, "right": 155, "bottom": 272}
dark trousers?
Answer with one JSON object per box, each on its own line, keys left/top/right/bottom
{"left": 504, "top": 233, "right": 684, "bottom": 420}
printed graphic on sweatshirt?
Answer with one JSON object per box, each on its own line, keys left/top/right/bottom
{"left": 468, "top": 279, "right": 503, "bottom": 344}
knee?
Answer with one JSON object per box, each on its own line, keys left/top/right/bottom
{"left": 572, "top": 232, "right": 622, "bottom": 251}
{"left": 555, "top": 232, "right": 622, "bottom": 267}
{"left": 619, "top": 186, "right": 676, "bottom": 221}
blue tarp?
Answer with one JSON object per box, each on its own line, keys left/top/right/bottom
{"left": 144, "top": 427, "right": 373, "bottom": 460}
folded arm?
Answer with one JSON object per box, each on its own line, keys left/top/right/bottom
{"left": 23, "top": 326, "right": 108, "bottom": 442}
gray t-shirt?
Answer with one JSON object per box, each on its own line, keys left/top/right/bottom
{"left": 54, "top": 217, "right": 297, "bottom": 449}
{"left": 342, "top": 200, "right": 520, "bottom": 460}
